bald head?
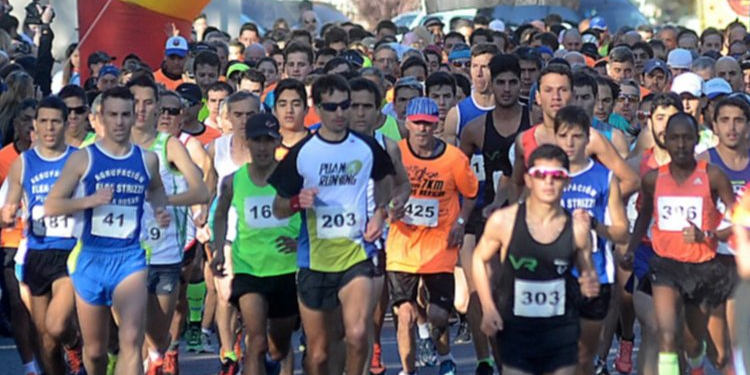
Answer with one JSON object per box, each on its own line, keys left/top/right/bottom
{"left": 716, "top": 56, "right": 743, "bottom": 92}
{"left": 563, "top": 51, "right": 586, "bottom": 67}
{"left": 244, "top": 43, "right": 266, "bottom": 62}
{"left": 562, "top": 29, "right": 582, "bottom": 51}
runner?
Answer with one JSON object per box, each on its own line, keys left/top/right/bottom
{"left": 58, "top": 85, "right": 97, "bottom": 148}
{"left": 204, "top": 82, "right": 235, "bottom": 130}
{"left": 273, "top": 79, "right": 311, "bottom": 160}
{"left": 44, "top": 86, "right": 171, "bottom": 375}
{"left": 211, "top": 113, "right": 300, "bottom": 375}
{"left": 348, "top": 77, "right": 412, "bottom": 375}
{"left": 700, "top": 96, "right": 750, "bottom": 370}
{"left": 553, "top": 105, "right": 628, "bottom": 375}
{"left": 268, "top": 74, "right": 395, "bottom": 375}
{"left": 176, "top": 83, "right": 222, "bottom": 146}
{"left": 1, "top": 95, "right": 83, "bottom": 375}
{"left": 127, "top": 76, "right": 209, "bottom": 374}
{"left": 387, "top": 96, "right": 478, "bottom": 375}
{"left": 625, "top": 112, "right": 735, "bottom": 375}
{"left": 459, "top": 53, "right": 531, "bottom": 374}
{"left": 511, "top": 64, "right": 640, "bottom": 202}
{"left": 426, "top": 72, "right": 458, "bottom": 145}
{"left": 472, "top": 144, "right": 600, "bottom": 375}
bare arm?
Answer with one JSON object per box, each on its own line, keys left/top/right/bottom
{"left": 1, "top": 157, "right": 23, "bottom": 226}
{"left": 610, "top": 129, "right": 630, "bottom": 159}
{"left": 45, "top": 150, "right": 103, "bottom": 216}
{"left": 385, "top": 139, "right": 411, "bottom": 213}
{"left": 589, "top": 130, "right": 640, "bottom": 197}
{"left": 709, "top": 165, "right": 736, "bottom": 241}
{"left": 602, "top": 176, "right": 629, "bottom": 244}
{"left": 472, "top": 206, "right": 514, "bottom": 318}
{"left": 145, "top": 151, "right": 170, "bottom": 211}
{"left": 443, "top": 107, "right": 459, "bottom": 146}
{"left": 509, "top": 133, "right": 526, "bottom": 203}
{"left": 187, "top": 136, "right": 216, "bottom": 197}
{"left": 211, "top": 174, "right": 233, "bottom": 258}
{"left": 458, "top": 117, "right": 482, "bottom": 158}
{"left": 166, "top": 137, "right": 209, "bottom": 206}
{"left": 273, "top": 195, "right": 296, "bottom": 220}
{"left": 624, "top": 171, "right": 656, "bottom": 261}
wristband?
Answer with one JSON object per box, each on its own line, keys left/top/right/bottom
{"left": 590, "top": 215, "right": 598, "bottom": 230}
{"left": 289, "top": 195, "right": 301, "bottom": 213}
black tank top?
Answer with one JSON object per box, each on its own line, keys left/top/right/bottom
{"left": 482, "top": 105, "right": 530, "bottom": 204}
{"left": 498, "top": 202, "right": 578, "bottom": 326}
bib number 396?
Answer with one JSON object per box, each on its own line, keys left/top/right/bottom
{"left": 513, "top": 278, "right": 565, "bottom": 318}
{"left": 657, "top": 196, "right": 703, "bottom": 231}
{"left": 315, "top": 206, "right": 358, "bottom": 239}
{"left": 92, "top": 205, "right": 137, "bottom": 239}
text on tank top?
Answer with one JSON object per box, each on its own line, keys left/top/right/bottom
{"left": 708, "top": 147, "right": 750, "bottom": 254}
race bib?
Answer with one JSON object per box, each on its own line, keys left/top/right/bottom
{"left": 471, "top": 154, "right": 486, "bottom": 182}
{"left": 91, "top": 205, "right": 137, "bottom": 239}
{"left": 315, "top": 205, "right": 359, "bottom": 239}
{"left": 402, "top": 197, "right": 439, "bottom": 227}
{"left": 245, "top": 196, "right": 289, "bottom": 228}
{"left": 492, "top": 171, "right": 503, "bottom": 193}
{"left": 626, "top": 193, "right": 639, "bottom": 233}
{"left": 31, "top": 205, "right": 74, "bottom": 238}
{"left": 513, "top": 278, "right": 566, "bottom": 318}
{"left": 657, "top": 196, "right": 702, "bottom": 231}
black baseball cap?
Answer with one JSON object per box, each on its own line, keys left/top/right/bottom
{"left": 245, "top": 113, "right": 280, "bottom": 139}
{"left": 176, "top": 83, "right": 202, "bottom": 106}
{"left": 87, "top": 51, "right": 114, "bottom": 67}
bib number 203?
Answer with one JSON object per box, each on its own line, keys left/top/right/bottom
{"left": 321, "top": 212, "right": 356, "bottom": 228}
{"left": 315, "top": 206, "right": 358, "bottom": 239}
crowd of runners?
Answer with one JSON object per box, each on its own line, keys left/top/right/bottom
{"left": 3, "top": 1, "right": 750, "bottom": 375}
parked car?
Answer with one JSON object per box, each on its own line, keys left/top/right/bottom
{"left": 242, "top": 0, "right": 349, "bottom": 33}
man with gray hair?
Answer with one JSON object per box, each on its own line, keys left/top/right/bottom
{"left": 691, "top": 56, "right": 716, "bottom": 81}
{"left": 715, "top": 56, "right": 744, "bottom": 92}
{"left": 561, "top": 28, "right": 582, "bottom": 51}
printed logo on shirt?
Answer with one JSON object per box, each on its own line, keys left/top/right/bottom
{"left": 318, "top": 160, "right": 362, "bottom": 186}
{"left": 407, "top": 166, "right": 446, "bottom": 197}
{"left": 509, "top": 254, "right": 538, "bottom": 272}
{"left": 554, "top": 259, "right": 569, "bottom": 275}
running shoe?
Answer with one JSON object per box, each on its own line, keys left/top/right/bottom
{"left": 106, "top": 352, "right": 118, "bottom": 375}
{"left": 201, "top": 331, "right": 217, "bottom": 353}
{"left": 614, "top": 339, "right": 633, "bottom": 374}
{"left": 453, "top": 320, "right": 471, "bottom": 344}
{"left": 146, "top": 358, "right": 163, "bottom": 375}
{"left": 233, "top": 332, "right": 243, "bottom": 362}
{"left": 264, "top": 354, "right": 281, "bottom": 375}
{"left": 186, "top": 324, "right": 201, "bottom": 352}
{"left": 370, "top": 343, "right": 386, "bottom": 375}
{"left": 218, "top": 356, "right": 239, "bottom": 375}
{"left": 416, "top": 337, "right": 438, "bottom": 367}
{"left": 64, "top": 344, "right": 86, "bottom": 375}
{"left": 475, "top": 361, "right": 494, "bottom": 375}
{"left": 438, "top": 359, "right": 457, "bottom": 375}
{"left": 595, "top": 358, "right": 609, "bottom": 375}
{"left": 163, "top": 349, "right": 178, "bottom": 375}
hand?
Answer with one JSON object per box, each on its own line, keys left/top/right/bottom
{"left": 41, "top": 5, "right": 54, "bottom": 24}
{"left": 448, "top": 220, "right": 465, "bottom": 248}
{"left": 617, "top": 250, "right": 634, "bottom": 271}
{"left": 572, "top": 208, "right": 592, "bottom": 242}
{"left": 164, "top": 22, "right": 180, "bottom": 37}
{"left": 193, "top": 208, "right": 207, "bottom": 227}
{"left": 275, "top": 236, "right": 297, "bottom": 253}
{"left": 209, "top": 250, "right": 226, "bottom": 277}
{"left": 1, "top": 203, "right": 17, "bottom": 225}
{"left": 298, "top": 188, "right": 318, "bottom": 209}
{"left": 387, "top": 196, "right": 406, "bottom": 222}
{"left": 480, "top": 308, "right": 503, "bottom": 336}
{"left": 196, "top": 224, "right": 211, "bottom": 243}
{"left": 364, "top": 209, "right": 385, "bottom": 242}
{"left": 154, "top": 207, "right": 171, "bottom": 228}
{"left": 578, "top": 269, "right": 600, "bottom": 298}
{"left": 88, "top": 187, "right": 113, "bottom": 208}
{"left": 682, "top": 221, "right": 704, "bottom": 243}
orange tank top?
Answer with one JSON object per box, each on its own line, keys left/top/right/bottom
{"left": 651, "top": 160, "right": 719, "bottom": 263}
{"left": 0, "top": 144, "right": 22, "bottom": 248}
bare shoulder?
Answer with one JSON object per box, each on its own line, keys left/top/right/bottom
{"left": 486, "top": 203, "right": 519, "bottom": 235}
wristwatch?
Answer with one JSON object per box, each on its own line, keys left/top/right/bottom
{"left": 457, "top": 217, "right": 466, "bottom": 226}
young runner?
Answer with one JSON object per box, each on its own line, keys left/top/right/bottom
{"left": 58, "top": 85, "right": 97, "bottom": 148}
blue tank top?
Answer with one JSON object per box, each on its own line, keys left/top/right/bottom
{"left": 561, "top": 160, "right": 614, "bottom": 284}
{"left": 80, "top": 143, "right": 151, "bottom": 251}
{"left": 708, "top": 148, "right": 750, "bottom": 195}
{"left": 592, "top": 117, "right": 613, "bottom": 142}
{"left": 23, "top": 146, "right": 78, "bottom": 251}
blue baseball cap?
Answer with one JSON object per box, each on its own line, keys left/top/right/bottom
{"left": 590, "top": 16, "right": 607, "bottom": 31}
{"left": 644, "top": 59, "right": 668, "bottom": 75}
{"left": 165, "top": 36, "right": 188, "bottom": 58}
{"left": 406, "top": 97, "right": 439, "bottom": 123}
{"left": 704, "top": 77, "right": 732, "bottom": 100}
{"left": 98, "top": 64, "right": 120, "bottom": 78}
{"left": 448, "top": 46, "right": 471, "bottom": 62}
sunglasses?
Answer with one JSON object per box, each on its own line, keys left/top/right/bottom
{"left": 452, "top": 61, "right": 470, "bottom": 68}
{"left": 161, "top": 107, "right": 181, "bottom": 116}
{"left": 68, "top": 106, "right": 87, "bottom": 115}
{"left": 528, "top": 166, "right": 569, "bottom": 180}
{"left": 617, "top": 95, "right": 639, "bottom": 104}
{"left": 318, "top": 99, "right": 351, "bottom": 112}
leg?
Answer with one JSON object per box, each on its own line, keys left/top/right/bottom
{"left": 297, "top": 299, "right": 333, "bottom": 375}
{"left": 633, "top": 288, "right": 659, "bottom": 375}
{"left": 453, "top": 266, "right": 469, "bottom": 314}
{"left": 707, "top": 303, "right": 731, "bottom": 369}
{"left": 651, "top": 284, "right": 681, "bottom": 375}
{"left": 45, "top": 277, "right": 76, "bottom": 344}
{"left": 202, "top": 260, "right": 217, "bottom": 333}
{"left": 75, "top": 294, "right": 112, "bottom": 375}
{"left": 576, "top": 318, "right": 603, "bottom": 375}
{"left": 547, "top": 364, "right": 577, "bottom": 375}
{"left": 427, "top": 303, "right": 451, "bottom": 355}
{"left": 267, "top": 316, "right": 297, "bottom": 362}
{"left": 339, "top": 276, "right": 375, "bottom": 375}
{"left": 3, "top": 267, "right": 37, "bottom": 364}
{"left": 395, "top": 301, "right": 418, "bottom": 372}
{"left": 145, "top": 288, "right": 179, "bottom": 353}
{"left": 30, "top": 293, "right": 63, "bottom": 375}
{"left": 215, "top": 299, "right": 237, "bottom": 357}
{"left": 111, "top": 270, "right": 148, "bottom": 375}
{"left": 238, "top": 293, "right": 268, "bottom": 375}
{"left": 459, "top": 234, "right": 493, "bottom": 361}
{"left": 684, "top": 303, "right": 710, "bottom": 359}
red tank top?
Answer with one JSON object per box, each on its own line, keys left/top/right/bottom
{"left": 651, "top": 160, "right": 719, "bottom": 263}
{"left": 636, "top": 148, "right": 660, "bottom": 245}
{"left": 521, "top": 124, "right": 541, "bottom": 165}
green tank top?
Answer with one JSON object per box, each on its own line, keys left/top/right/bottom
{"left": 231, "top": 164, "right": 300, "bottom": 277}
{"left": 80, "top": 132, "right": 97, "bottom": 147}
{"left": 377, "top": 115, "right": 402, "bottom": 141}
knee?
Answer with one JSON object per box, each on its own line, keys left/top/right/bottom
{"left": 658, "top": 330, "right": 677, "bottom": 350}
{"left": 247, "top": 333, "right": 268, "bottom": 356}
{"left": 45, "top": 316, "right": 67, "bottom": 341}
{"left": 397, "top": 303, "right": 417, "bottom": 328}
{"left": 83, "top": 340, "right": 108, "bottom": 361}
{"left": 306, "top": 347, "right": 328, "bottom": 368}
{"left": 118, "top": 327, "right": 145, "bottom": 352}
{"left": 345, "top": 324, "right": 368, "bottom": 351}
{"left": 427, "top": 305, "right": 449, "bottom": 328}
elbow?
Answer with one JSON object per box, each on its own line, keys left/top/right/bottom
{"left": 197, "top": 186, "right": 210, "bottom": 205}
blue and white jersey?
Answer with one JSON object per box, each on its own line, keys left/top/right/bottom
{"left": 22, "top": 146, "right": 78, "bottom": 251}
{"left": 80, "top": 143, "right": 151, "bottom": 252}
{"left": 457, "top": 94, "right": 495, "bottom": 207}
{"left": 561, "top": 160, "right": 614, "bottom": 284}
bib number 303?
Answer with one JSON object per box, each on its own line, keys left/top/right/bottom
{"left": 92, "top": 205, "right": 137, "bottom": 239}
{"left": 315, "top": 205, "right": 358, "bottom": 239}
{"left": 513, "top": 278, "right": 566, "bottom": 318}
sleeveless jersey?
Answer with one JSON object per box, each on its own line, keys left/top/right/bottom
{"left": 386, "top": 139, "right": 478, "bottom": 274}
{"left": 482, "top": 106, "right": 530, "bottom": 204}
{"left": 498, "top": 203, "right": 578, "bottom": 325}
{"left": 142, "top": 133, "right": 189, "bottom": 264}
{"left": 708, "top": 148, "right": 750, "bottom": 254}
{"left": 651, "top": 160, "right": 720, "bottom": 263}
{"left": 211, "top": 134, "right": 241, "bottom": 242}
{"left": 457, "top": 96, "right": 494, "bottom": 208}
{"left": 521, "top": 124, "right": 541, "bottom": 164}
{"left": 561, "top": 160, "right": 614, "bottom": 284}
{"left": 80, "top": 143, "right": 151, "bottom": 251}
{"left": 22, "top": 146, "right": 78, "bottom": 251}
{"left": 232, "top": 164, "right": 300, "bottom": 277}
{"left": 592, "top": 118, "right": 613, "bottom": 142}
{"left": 377, "top": 115, "right": 402, "bottom": 141}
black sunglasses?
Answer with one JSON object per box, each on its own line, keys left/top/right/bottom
{"left": 161, "top": 107, "right": 181, "bottom": 116}
{"left": 318, "top": 99, "right": 351, "bottom": 112}
{"left": 68, "top": 106, "right": 87, "bottom": 115}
